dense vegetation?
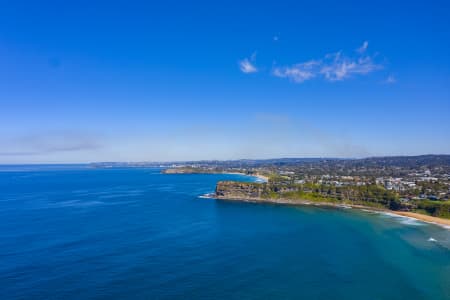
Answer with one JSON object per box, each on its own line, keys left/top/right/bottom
{"left": 415, "top": 200, "right": 450, "bottom": 218}
{"left": 262, "top": 182, "right": 402, "bottom": 208}
{"left": 216, "top": 181, "right": 450, "bottom": 219}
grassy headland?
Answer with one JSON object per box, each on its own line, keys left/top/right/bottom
{"left": 213, "top": 180, "right": 450, "bottom": 227}
{"left": 161, "top": 165, "right": 450, "bottom": 227}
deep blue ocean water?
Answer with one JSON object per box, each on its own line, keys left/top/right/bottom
{"left": 0, "top": 166, "right": 449, "bottom": 300}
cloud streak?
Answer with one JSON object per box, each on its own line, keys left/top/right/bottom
{"left": 356, "top": 41, "right": 369, "bottom": 53}
{"left": 320, "top": 52, "right": 382, "bottom": 81}
{"left": 0, "top": 131, "right": 102, "bottom": 156}
{"left": 272, "top": 60, "right": 319, "bottom": 83}
{"left": 384, "top": 75, "right": 396, "bottom": 84}
{"left": 239, "top": 53, "right": 258, "bottom": 73}
{"left": 273, "top": 43, "right": 383, "bottom": 83}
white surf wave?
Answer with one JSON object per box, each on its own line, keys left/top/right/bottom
{"left": 376, "top": 211, "right": 425, "bottom": 226}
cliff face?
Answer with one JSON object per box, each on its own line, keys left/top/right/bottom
{"left": 215, "top": 181, "right": 265, "bottom": 199}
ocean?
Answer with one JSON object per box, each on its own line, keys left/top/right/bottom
{"left": 0, "top": 166, "right": 449, "bottom": 299}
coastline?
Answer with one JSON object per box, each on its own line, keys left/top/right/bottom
{"left": 161, "top": 169, "right": 269, "bottom": 183}
{"left": 163, "top": 169, "right": 448, "bottom": 229}
{"left": 207, "top": 195, "right": 450, "bottom": 229}
{"left": 225, "top": 172, "right": 269, "bottom": 182}
{"left": 390, "top": 211, "right": 450, "bottom": 228}
{"left": 254, "top": 174, "right": 270, "bottom": 182}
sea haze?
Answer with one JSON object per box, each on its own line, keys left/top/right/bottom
{"left": 0, "top": 166, "right": 449, "bottom": 299}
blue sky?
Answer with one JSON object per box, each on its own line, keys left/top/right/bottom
{"left": 1, "top": 0, "right": 449, "bottom": 163}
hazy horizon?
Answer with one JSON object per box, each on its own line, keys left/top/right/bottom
{"left": 1, "top": 153, "right": 449, "bottom": 166}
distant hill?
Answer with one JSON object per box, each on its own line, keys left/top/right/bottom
{"left": 90, "top": 155, "right": 450, "bottom": 169}
{"left": 354, "top": 155, "right": 450, "bottom": 168}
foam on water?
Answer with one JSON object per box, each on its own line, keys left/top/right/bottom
{"left": 370, "top": 211, "right": 425, "bottom": 226}
{"left": 55, "top": 200, "right": 106, "bottom": 208}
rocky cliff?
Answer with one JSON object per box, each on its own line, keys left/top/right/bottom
{"left": 215, "top": 181, "right": 266, "bottom": 199}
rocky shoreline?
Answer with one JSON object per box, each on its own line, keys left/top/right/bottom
{"left": 203, "top": 194, "right": 450, "bottom": 229}
{"left": 162, "top": 169, "right": 449, "bottom": 229}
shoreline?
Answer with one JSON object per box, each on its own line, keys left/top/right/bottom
{"left": 389, "top": 211, "right": 450, "bottom": 228}
{"left": 205, "top": 195, "right": 450, "bottom": 229}
{"left": 225, "top": 172, "right": 269, "bottom": 182}
{"left": 162, "top": 169, "right": 269, "bottom": 183}
{"left": 254, "top": 174, "right": 270, "bottom": 182}
{"left": 163, "top": 169, "right": 448, "bottom": 229}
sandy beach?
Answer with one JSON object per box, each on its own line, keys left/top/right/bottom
{"left": 210, "top": 195, "right": 450, "bottom": 229}
{"left": 224, "top": 172, "right": 269, "bottom": 182}
{"left": 254, "top": 174, "right": 270, "bottom": 182}
{"left": 390, "top": 211, "right": 450, "bottom": 227}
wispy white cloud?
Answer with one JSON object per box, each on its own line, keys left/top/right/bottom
{"left": 356, "top": 41, "right": 369, "bottom": 53}
{"left": 0, "top": 131, "right": 103, "bottom": 156}
{"left": 239, "top": 59, "right": 257, "bottom": 73}
{"left": 239, "top": 52, "right": 258, "bottom": 73}
{"left": 272, "top": 60, "right": 319, "bottom": 83}
{"left": 384, "top": 75, "right": 396, "bottom": 84}
{"left": 273, "top": 42, "right": 383, "bottom": 83}
{"left": 320, "top": 52, "right": 382, "bottom": 81}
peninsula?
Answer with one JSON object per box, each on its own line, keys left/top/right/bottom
{"left": 213, "top": 180, "right": 450, "bottom": 227}
{"left": 158, "top": 155, "right": 450, "bottom": 227}
{"left": 161, "top": 167, "right": 269, "bottom": 182}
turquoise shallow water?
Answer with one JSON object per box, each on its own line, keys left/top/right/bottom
{"left": 0, "top": 166, "right": 449, "bottom": 299}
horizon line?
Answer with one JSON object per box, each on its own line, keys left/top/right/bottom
{"left": 1, "top": 153, "right": 449, "bottom": 165}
